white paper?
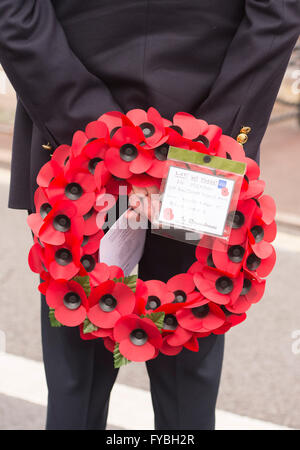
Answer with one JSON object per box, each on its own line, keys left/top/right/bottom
{"left": 99, "top": 210, "right": 147, "bottom": 277}
{"left": 158, "top": 166, "right": 235, "bottom": 237}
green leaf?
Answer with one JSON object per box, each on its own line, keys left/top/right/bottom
{"left": 49, "top": 308, "right": 63, "bottom": 328}
{"left": 113, "top": 274, "right": 137, "bottom": 293}
{"left": 82, "top": 318, "right": 98, "bottom": 334}
{"left": 72, "top": 275, "right": 91, "bottom": 297}
{"left": 141, "top": 311, "right": 165, "bottom": 332}
{"left": 113, "top": 343, "right": 131, "bottom": 369}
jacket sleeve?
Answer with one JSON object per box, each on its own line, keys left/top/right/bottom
{"left": 193, "top": 0, "right": 300, "bottom": 162}
{"left": 0, "top": 1, "right": 123, "bottom": 147}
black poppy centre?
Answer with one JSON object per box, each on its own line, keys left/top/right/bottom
{"left": 154, "top": 143, "right": 169, "bottom": 161}
{"left": 251, "top": 225, "right": 264, "bottom": 243}
{"left": 228, "top": 245, "right": 245, "bottom": 263}
{"left": 227, "top": 210, "right": 245, "bottom": 229}
{"left": 140, "top": 122, "right": 155, "bottom": 138}
{"left": 146, "top": 295, "right": 161, "bottom": 310}
{"left": 55, "top": 248, "right": 73, "bottom": 266}
{"left": 207, "top": 253, "right": 216, "bottom": 268}
{"left": 40, "top": 202, "right": 52, "bottom": 219}
{"left": 80, "top": 255, "right": 96, "bottom": 272}
{"left": 119, "top": 144, "right": 138, "bottom": 162}
{"left": 163, "top": 314, "right": 178, "bottom": 330}
{"left": 169, "top": 125, "right": 183, "bottom": 136}
{"left": 130, "top": 328, "right": 148, "bottom": 346}
{"left": 246, "top": 253, "right": 261, "bottom": 271}
{"left": 110, "top": 126, "right": 121, "bottom": 138}
{"left": 65, "top": 182, "right": 83, "bottom": 200}
{"left": 173, "top": 290, "right": 187, "bottom": 303}
{"left": 99, "top": 293, "right": 117, "bottom": 312}
{"left": 81, "top": 235, "right": 89, "bottom": 247}
{"left": 192, "top": 304, "right": 209, "bottom": 319}
{"left": 192, "top": 135, "right": 210, "bottom": 148}
{"left": 63, "top": 291, "right": 81, "bottom": 310}
{"left": 88, "top": 157, "right": 103, "bottom": 174}
{"left": 241, "top": 278, "right": 252, "bottom": 296}
{"left": 53, "top": 214, "right": 71, "bottom": 232}
{"left": 83, "top": 207, "right": 94, "bottom": 220}
{"left": 215, "top": 276, "right": 234, "bottom": 294}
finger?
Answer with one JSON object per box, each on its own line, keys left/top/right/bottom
{"left": 146, "top": 185, "right": 160, "bottom": 195}
{"left": 131, "top": 186, "right": 148, "bottom": 197}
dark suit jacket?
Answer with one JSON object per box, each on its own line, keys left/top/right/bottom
{"left": 0, "top": 0, "right": 299, "bottom": 211}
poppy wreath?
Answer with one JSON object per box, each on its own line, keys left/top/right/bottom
{"left": 27, "top": 108, "right": 277, "bottom": 368}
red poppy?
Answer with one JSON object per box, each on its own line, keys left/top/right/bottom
{"left": 31, "top": 200, "right": 84, "bottom": 246}
{"left": 161, "top": 331, "right": 202, "bottom": 355}
{"left": 194, "top": 237, "right": 216, "bottom": 271}
{"left": 126, "top": 107, "right": 168, "bottom": 149}
{"left": 169, "top": 112, "right": 209, "bottom": 141}
{"left": 51, "top": 144, "right": 72, "bottom": 168}
{"left": 87, "top": 280, "right": 136, "bottom": 329}
{"left": 228, "top": 199, "right": 257, "bottom": 245}
{"left": 258, "top": 195, "right": 276, "bottom": 225}
{"left": 162, "top": 316, "right": 193, "bottom": 345}
{"left": 28, "top": 190, "right": 53, "bottom": 236}
{"left": 105, "top": 126, "right": 154, "bottom": 179}
{"left": 189, "top": 124, "right": 222, "bottom": 153}
{"left": 240, "top": 177, "right": 266, "bottom": 201}
{"left": 98, "top": 111, "right": 134, "bottom": 137}
{"left": 213, "top": 310, "right": 247, "bottom": 334}
{"left": 46, "top": 279, "right": 87, "bottom": 326}
{"left": 69, "top": 139, "right": 109, "bottom": 176}
{"left": 226, "top": 272, "right": 266, "bottom": 314}
{"left": 160, "top": 336, "right": 183, "bottom": 356}
{"left": 244, "top": 245, "right": 276, "bottom": 279}
{"left": 248, "top": 216, "right": 277, "bottom": 259}
{"left": 38, "top": 270, "right": 51, "bottom": 295}
{"left": 47, "top": 168, "right": 96, "bottom": 216}
{"left": 244, "top": 157, "right": 260, "bottom": 181}
{"left": 43, "top": 234, "right": 81, "bottom": 280}
{"left": 216, "top": 135, "right": 247, "bottom": 162}
{"left": 79, "top": 255, "right": 110, "bottom": 287}
{"left": 85, "top": 120, "right": 109, "bottom": 142}
{"left": 107, "top": 265, "right": 124, "bottom": 280}
{"left": 166, "top": 273, "right": 203, "bottom": 305}
{"left": 113, "top": 314, "right": 163, "bottom": 362}
{"left": 36, "top": 159, "right": 63, "bottom": 188}
{"left": 142, "top": 280, "right": 174, "bottom": 312}
{"left": 93, "top": 163, "right": 114, "bottom": 192}
{"left": 194, "top": 267, "right": 244, "bottom": 305}
{"left": 82, "top": 207, "right": 102, "bottom": 236}
{"left": 176, "top": 302, "right": 226, "bottom": 332}
{"left": 212, "top": 239, "right": 247, "bottom": 277}
{"left": 28, "top": 242, "right": 46, "bottom": 274}
{"left": 80, "top": 229, "right": 104, "bottom": 255}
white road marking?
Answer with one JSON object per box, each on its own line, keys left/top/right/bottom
{"left": 0, "top": 352, "right": 292, "bottom": 430}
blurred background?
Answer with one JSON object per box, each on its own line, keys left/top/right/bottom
{"left": 0, "top": 44, "right": 299, "bottom": 430}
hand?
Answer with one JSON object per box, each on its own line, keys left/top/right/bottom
{"left": 127, "top": 185, "right": 160, "bottom": 223}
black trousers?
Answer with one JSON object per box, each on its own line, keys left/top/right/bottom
{"left": 31, "top": 211, "right": 225, "bottom": 430}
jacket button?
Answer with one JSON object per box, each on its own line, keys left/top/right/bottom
{"left": 236, "top": 126, "right": 251, "bottom": 145}
{"left": 42, "top": 142, "right": 52, "bottom": 152}
{"left": 237, "top": 133, "right": 248, "bottom": 145}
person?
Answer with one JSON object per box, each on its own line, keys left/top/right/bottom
{"left": 0, "top": 1, "right": 299, "bottom": 430}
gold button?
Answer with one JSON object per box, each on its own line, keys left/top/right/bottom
{"left": 237, "top": 133, "right": 248, "bottom": 145}
{"left": 42, "top": 142, "right": 52, "bottom": 151}
{"left": 240, "top": 126, "right": 251, "bottom": 135}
